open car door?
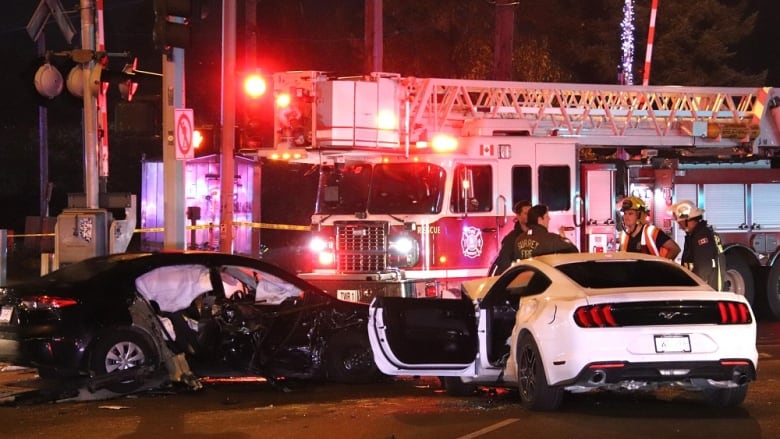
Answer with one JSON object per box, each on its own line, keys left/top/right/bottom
{"left": 368, "top": 296, "right": 479, "bottom": 376}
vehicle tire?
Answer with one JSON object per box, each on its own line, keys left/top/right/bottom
{"left": 90, "top": 328, "right": 158, "bottom": 394}
{"left": 326, "top": 330, "right": 380, "bottom": 384}
{"left": 766, "top": 262, "right": 780, "bottom": 320}
{"left": 724, "top": 254, "right": 754, "bottom": 305}
{"left": 440, "top": 376, "right": 478, "bottom": 396}
{"left": 516, "top": 333, "right": 563, "bottom": 411}
{"left": 701, "top": 384, "right": 749, "bottom": 408}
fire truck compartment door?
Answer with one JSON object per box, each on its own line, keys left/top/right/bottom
{"left": 368, "top": 296, "right": 479, "bottom": 376}
{"left": 581, "top": 163, "right": 618, "bottom": 252}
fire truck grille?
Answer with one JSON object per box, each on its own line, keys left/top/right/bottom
{"left": 335, "top": 221, "right": 388, "bottom": 273}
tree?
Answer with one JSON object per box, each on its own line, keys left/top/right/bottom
{"left": 635, "top": 0, "right": 766, "bottom": 86}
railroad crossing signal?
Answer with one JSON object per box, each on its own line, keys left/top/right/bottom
{"left": 26, "top": 0, "right": 76, "bottom": 44}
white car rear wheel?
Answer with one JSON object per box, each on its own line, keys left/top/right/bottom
{"left": 517, "top": 333, "right": 563, "bottom": 411}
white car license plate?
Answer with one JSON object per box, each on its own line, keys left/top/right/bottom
{"left": 654, "top": 335, "right": 691, "bottom": 353}
{"left": 0, "top": 306, "right": 12, "bottom": 324}
{"left": 337, "top": 290, "right": 360, "bottom": 302}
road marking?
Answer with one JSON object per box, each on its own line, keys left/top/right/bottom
{"left": 456, "top": 418, "right": 520, "bottom": 439}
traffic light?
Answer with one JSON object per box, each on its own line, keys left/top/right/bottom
{"left": 153, "top": 0, "right": 206, "bottom": 50}
{"left": 243, "top": 73, "right": 267, "bottom": 99}
{"left": 65, "top": 62, "right": 138, "bottom": 101}
{"left": 241, "top": 72, "right": 268, "bottom": 149}
{"left": 193, "top": 125, "right": 218, "bottom": 157}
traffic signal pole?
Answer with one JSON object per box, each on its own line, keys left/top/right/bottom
{"left": 162, "top": 46, "right": 187, "bottom": 250}
{"left": 245, "top": 0, "right": 262, "bottom": 258}
{"left": 80, "top": 0, "right": 99, "bottom": 209}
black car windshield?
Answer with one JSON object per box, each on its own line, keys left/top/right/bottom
{"left": 316, "top": 162, "right": 445, "bottom": 215}
{"left": 556, "top": 260, "right": 700, "bottom": 288}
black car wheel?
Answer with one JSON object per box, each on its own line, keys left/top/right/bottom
{"left": 90, "top": 328, "right": 158, "bottom": 394}
{"left": 517, "top": 333, "right": 563, "bottom": 411}
{"left": 326, "top": 330, "right": 380, "bottom": 384}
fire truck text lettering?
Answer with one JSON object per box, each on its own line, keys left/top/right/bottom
{"left": 420, "top": 225, "right": 440, "bottom": 234}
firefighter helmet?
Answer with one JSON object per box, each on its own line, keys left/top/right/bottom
{"left": 619, "top": 196, "right": 648, "bottom": 213}
{"left": 671, "top": 200, "right": 704, "bottom": 221}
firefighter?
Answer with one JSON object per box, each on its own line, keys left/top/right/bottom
{"left": 514, "top": 204, "right": 578, "bottom": 259}
{"left": 488, "top": 200, "right": 532, "bottom": 275}
{"left": 670, "top": 199, "right": 727, "bottom": 291}
{"left": 617, "top": 196, "right": 680, "bottom": 260}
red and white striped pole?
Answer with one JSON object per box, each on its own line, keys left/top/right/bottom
{"left": 95, "top": 0, "right": 110, "bottom": 182}
{"left": 642, "top": 0, "right": 659, "bottom": 86}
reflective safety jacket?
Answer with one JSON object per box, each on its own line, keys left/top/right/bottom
{"left": 618, "top": 224, "right": 670, "bottom": 257}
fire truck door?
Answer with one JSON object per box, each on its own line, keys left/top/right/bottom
{"left": 496, "top": 143, "right": 535, "bottom": 234}
{"left": 580, "top": 163, "right": 619, "bottom": 253}
{"left": 534, "top": 143, "right": 580, "bottom": 249}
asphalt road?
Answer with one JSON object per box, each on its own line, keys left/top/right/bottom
{"left": 0, "top": 321, "right": 778, "bottom": 439}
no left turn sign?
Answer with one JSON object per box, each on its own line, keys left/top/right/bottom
{"left": 175, "top": 108, "right": 194, "bottom": 159}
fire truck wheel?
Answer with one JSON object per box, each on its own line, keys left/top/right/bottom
{"left": 326, "top": 330, "right": 380, "bottom": 384}
{"left": 724, "top": 254, "right": 754, "bottom": 306}
{"left": 766, "top": 262, "right": 780, "bottom": 320}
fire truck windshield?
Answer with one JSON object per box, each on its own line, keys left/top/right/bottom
{"left": 316, "top": 162, "right": 445, "bottom": 215}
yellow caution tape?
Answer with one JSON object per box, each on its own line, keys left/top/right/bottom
{"left": 4, "top": 222, "right": 309, "bottom": 238}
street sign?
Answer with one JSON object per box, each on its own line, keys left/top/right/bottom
{"left": 175, "top": 108, "right": 195, "bottom": 159}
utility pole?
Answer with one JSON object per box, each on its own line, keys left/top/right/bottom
{"left": 219, "top": 0, "right": 237, "bottom": 253}
{"left": 364, "top": 0, "right": 382, "bottom": 73}
{"left": 493, "top": 0, "right": 516, "bottom": 81}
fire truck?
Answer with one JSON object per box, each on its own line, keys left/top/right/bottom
{"left": 264, "top": 70, "right": 780, "bottom": 319}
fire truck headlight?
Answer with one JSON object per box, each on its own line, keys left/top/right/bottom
{"left": 310, "top": 236, "right": 335, "bottom": 266}
{"left": 310, "top": 237, "right": 328, "bottom": 253}
{"left": 318, "top": 251, "right": 335, "bottom": 265}
{"left": 391, "top": 237, "right": 414, "bottom": 254}
{"left": 389, "top": 236, "right": 419, "bottom": 268}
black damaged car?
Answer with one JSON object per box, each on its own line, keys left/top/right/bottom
{"left": 0, "top": 252, "right": 380, "bottom": 394}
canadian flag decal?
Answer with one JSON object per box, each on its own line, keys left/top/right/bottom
{"left": 480, "top": 144, "right": 494, "bottom": 156}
